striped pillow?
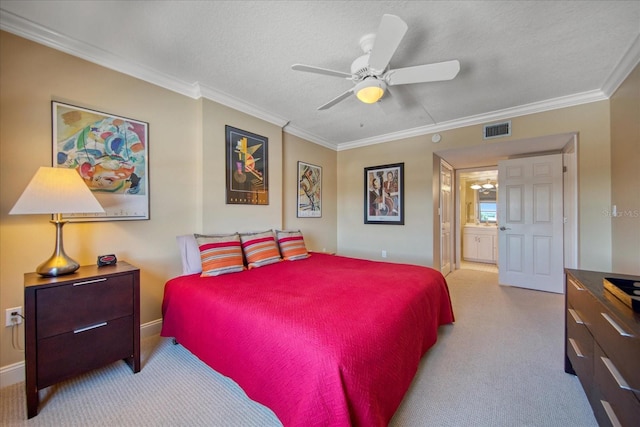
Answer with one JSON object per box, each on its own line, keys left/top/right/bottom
{"left": 195, "top": 233, "right": 245, "bottom": 277}
{"left": 240, "top": 230, "right": 282, "bottom": 269}
{"left": 276, "top": 230, "right": 309, "bottom": 261}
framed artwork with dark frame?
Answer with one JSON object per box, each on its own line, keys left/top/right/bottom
{"left": 297, "top": 161, "right": 322, "bottom": 217}
{"left": 225, "top": 125, "right": 269, "bottom": 205}
{"left": 52, "top": 101, "right": 149, "bottom": 221}
{"left": 364, "top": 162, "right": 404, "bottom": 225}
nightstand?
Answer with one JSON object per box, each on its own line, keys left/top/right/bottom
{"left": 24, "top": 261, "right": 140, "bottom": 418}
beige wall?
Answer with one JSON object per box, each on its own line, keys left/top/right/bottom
{"left": 0, "top": 32, "right": 337, "bottom": 369}
{"left": 337, "top": 102, "right": 614, "bottom": 271}
{"left": 610, "top": 64, "right": 640, "bottom": 275}
{"left": 283, "top": 133, "right": 338, "bottom": 253}
{"left": 337, "top": 136, "right": 437, "bottom": 265}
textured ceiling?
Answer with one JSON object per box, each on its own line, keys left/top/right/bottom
{"left": 1, "top": 1, "right": 639, "bottom": 150}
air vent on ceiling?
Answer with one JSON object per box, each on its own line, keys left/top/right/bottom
{"left": 483, "top": 121, "right": 511, "bottom": 139}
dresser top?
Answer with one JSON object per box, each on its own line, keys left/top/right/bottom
{"left": 24, "top": 261, "right": 138, "bottom": 288}
{"left": 566, "top": 268, "right": 640, "bottom": 329}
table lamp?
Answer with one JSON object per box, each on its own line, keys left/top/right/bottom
{"left": 9, "top": 166, "right": 105, "bottom": 276}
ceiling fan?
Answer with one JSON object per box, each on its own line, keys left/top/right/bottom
{"left": 291, "top": 14, "right": 460, "bottom": 111}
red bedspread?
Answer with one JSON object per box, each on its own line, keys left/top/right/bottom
{"left": 161, "top": 253, "right": 454, "bottom": 426}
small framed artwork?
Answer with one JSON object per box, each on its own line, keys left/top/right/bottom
{"left": 297, "top": 161, "right": 322, "bottom": 217}
{"left": 225, "top": 125, "right": 269, "bottom": 205}
{"left": 52, "top": 101, "right": 149, "bottom": 221}
{"left": 364, "top": 162, "right": 404, "bottom": 225}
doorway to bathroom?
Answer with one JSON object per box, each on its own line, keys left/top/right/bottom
{"left": 459, "top": 168, "right": 499, "bottom": 274}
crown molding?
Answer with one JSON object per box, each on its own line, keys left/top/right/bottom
{"left": 198, "top": 83, "right": 289, "bottom": 128}
{"left": 336, "top": 89, "right": 608, "bottom": 151}
{"left": 282, "top": 125, "right": 338, "bottom": 150}
{"left": 601, "top": 33, "right": 640, "bottom": 97}
{"left": 0, "top": 10, "right": 289, "bottom": 129}
{"left": 0, "top": 10, "right": 201, "bottom": 98}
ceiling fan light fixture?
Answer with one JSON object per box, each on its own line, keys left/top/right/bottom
{"left": 470, "top": 184, "right": 482, "bottom": 190}
{"left": 292, "top": 15, "right": 460, "bottom": 111}
{"left": 355, "top": 79, "right": 386, "bottom": 104}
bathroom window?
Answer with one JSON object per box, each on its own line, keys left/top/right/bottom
{"left": 479, "top": 202, "right": 497, "bottom": 223}
{"left": 477, "top": 190, "right": 497, "bottom": 223}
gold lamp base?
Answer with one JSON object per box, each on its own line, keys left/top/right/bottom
{"left": 36, "top": 217, "right": 80, "bottom": 277}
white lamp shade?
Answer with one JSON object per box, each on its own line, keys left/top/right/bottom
{"left": 10, "top": 167, "right": 105, "bottom": 215}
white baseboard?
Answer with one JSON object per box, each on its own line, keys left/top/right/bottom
{"left": 0, "top": 360, "right": 24, "bottom": 389}
{"left": 0, "top": 318, "right": 163, "bottom": 388}
{"left": 141, "top": 318, "right": 163, "bottom": 338}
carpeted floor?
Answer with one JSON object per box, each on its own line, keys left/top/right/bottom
{"left": 0, "top": 268, "right": 597, "bottom": 426}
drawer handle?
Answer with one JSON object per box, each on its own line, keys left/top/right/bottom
{"left": 73, "top": 278, "right": 107, "bottom": 286}
{"left": 567, "top": 308, "right": 584, "bottom": 324}
{"left": 600, "top": 400, "right": 622, "bottom": 427}
{"left": 74, "top": 322, "right": 107, "bottom": 334}
{"left": 601, "top": 313, "right": 634, "bottom": 337}
{"left": 601, "top": 357, "right": 638, "bottom": 392}
{"left": 568, "top": 338, "right": 584, "bottom": 358}
{"left": 569, "top": 279, "right": 583, "bottom": 291}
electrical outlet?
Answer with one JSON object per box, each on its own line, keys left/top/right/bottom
{"left": 5, "top": 307, "right": 22, "bottom": 327}
{"left": 381, "top": 250, "right": 387, "bottom": 258}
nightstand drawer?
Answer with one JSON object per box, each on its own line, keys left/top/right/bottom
{"left": 37, "top": 315, "right": 134, "bottom": 388}
{"left": 37, "top": 274, "right": 133, "bottom": 339}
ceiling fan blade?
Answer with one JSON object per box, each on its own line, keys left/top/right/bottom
{"left": 317, "top": 88, "right": 354, "bottom": 110}
{"left": 292, "top": 64, "right": 353, "bottom": 79}
{"left": 376, "top": 88, "right": 402, "bottom": 115}
{"left": 386, "top": 60, "right": 460, "bottom": 86}
{"left": 368, "top": 14, "right": 408, "bottom": 75}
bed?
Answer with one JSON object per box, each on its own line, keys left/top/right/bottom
{"left": 161, "top": 249, "right": 454, "bottom": 427}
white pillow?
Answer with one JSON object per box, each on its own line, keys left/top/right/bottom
{"left": 176, "top": 234, "right": 202, "bottom": 275}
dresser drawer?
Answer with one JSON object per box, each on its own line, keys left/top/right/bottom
{"left": 589, "top": 303, "right": 640, "bottom": 394}
{"left": 593, "top": 344, "right": 640, "bottom": 427}
{"left": 566, "top": 306, "right": 594, "bottom": 391}
{"left": 37, "top": 315, "right": 134, "bottom": 388}
{"left": 567, "top": 276, "right": 600, "bottom": 327}
{"left": 37, "top": 274, "right": 133, "bottom": 339}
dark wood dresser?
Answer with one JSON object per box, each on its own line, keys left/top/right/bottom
{"left": 24, "top": 262, "right": 140, "bottom": 418}
{"left": 565, "top": 269, "right": 640, "bottom": 426}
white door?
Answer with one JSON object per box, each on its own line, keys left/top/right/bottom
{"left": 498, "top": 154, "right": 564, "bottom": 293}
{"left": 440, "top": 161, "right": 453, "bottom": 276}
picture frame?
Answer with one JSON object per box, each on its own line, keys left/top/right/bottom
{"left": 52, "top": 101, "right": 149, "bottom": 221}
{"left": 297, "top": 161, "right": 322, "bottom": 217}
{"left": 364, "top": 162, "right": 404, "bottom": 225}
{"left": 225, "top": 125, "right": 269, "bottom": 205}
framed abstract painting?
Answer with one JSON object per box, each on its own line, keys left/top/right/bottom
{"left": 52, "top": 101, "right": 149, "bottom": 221}
{"left": 297, "top": 161, "right": 322, "bottom": 217}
